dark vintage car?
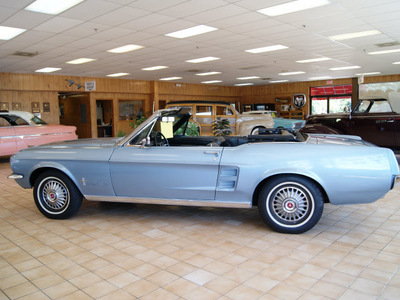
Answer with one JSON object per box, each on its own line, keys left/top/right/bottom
{"left": 300, "top": 98, "right": 400, "bottom": 150}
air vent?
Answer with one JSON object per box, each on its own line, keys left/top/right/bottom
{"left": 375, "top": 41, "right": 400, "bottom": 48}
{"left": 261, "top": 78, "right": 271, "bottom": 80}
{"left": 13, "top": 51, "right": 39, "bottom": 57}
{"left": 186, "top": 69, "right": 202, "bottom": 73}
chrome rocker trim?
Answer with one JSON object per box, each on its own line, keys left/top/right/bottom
{"left": 85, "top": 195, "right": 251, "bottom": 209}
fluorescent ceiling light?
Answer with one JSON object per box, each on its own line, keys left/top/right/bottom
{"left": 196, "top": 71, "right": 221, "bottom": 76}
{"left": 330, "top": 66, "right": 361, "bottom": 71}
{"left": 269, "top": 80, "right": 289, "bottom": 83}
{"left": 0, "top": 26, "right": 26, "bottom": 40}
{"left": 393, "top": 61, "right": 400, "bottom": 65}
{"left": 258, "top": 0, "right": 330, "bottom": 16}
{"left": 25, "top": 0, "right": 84, "bottom": 15}
{"left": 165, "top": 25, "right": 217, "bottom": 39}
{"left": 107, "top": 73, "right": 129, "bottom": 77}
{"left": 107, "top": 44, "right": 144, "bottom": 53}
{"left": 237, "top": 76, "right": 260, "bottom": 80}
{"left": 35, "top": 67, "right": 61, "bottom": 73}
{"left": 160, "top": 77, "right": 182, "bottom": 81}
{"left": 278, "top": 71, "right": 305, "bottom": 76}
{"left": 235, "top": 83, "right": 254, "bottom": 86}
{"left": 141, "top": 66, "right": 168, "bottom": 71}
{"left": 308, "top": 76, "right": 331, "bottom": 80}
{"left": 296, "top": 57, "right": 331, "bottom": 63}
{"left": 329, "top": 30, "right": 381, "bottom": 41}
{"left": 186, "top": 57, "right": 220, "bottom": 63}
{"left": 245, "top": 45, "right": 288, "bottom": 54}
{"left": 202, "top": 80, "right": 222, "bottom": 84}
{"left": 367, "top": 49, "right": 400, "bottom": 55}
{"left": 66, "top": 58, "right": 96, "bottom": 64}
{"left": 355, "top": 72, "right": 381, "bottom": 76}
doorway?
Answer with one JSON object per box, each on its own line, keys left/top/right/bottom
{"left": 58, "top": 92, "right": 92, "bottom": 139}
{"left": 96, "top": 100, "right": 113, "bottom": 137}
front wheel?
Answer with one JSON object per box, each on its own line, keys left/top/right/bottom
{"left": 258, "top": 176, "right": 324, "bottom": 234}
{"left": 33, "top": 170, "right": 82, "bottom": 219}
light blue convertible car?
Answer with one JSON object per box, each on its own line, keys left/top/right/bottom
{"left": 8, "top": 108, "right": 400, "bottom": 233}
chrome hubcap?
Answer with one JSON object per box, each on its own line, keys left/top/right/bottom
{"left": 271, "top": 185, "right": 309, "bottom": 222}
{"left": 42, "top": 180, "right": 68, "bottom": 210}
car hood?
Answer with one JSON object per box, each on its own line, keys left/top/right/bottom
{"left": 306, "top": 133, "right": 375, "bottom": 147}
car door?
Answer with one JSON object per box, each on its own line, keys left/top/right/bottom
{"left": 109, "top": 145, "right": 222, "bottom": 200}
{"left": 0, "top": 116, "right": 17, "bottom": 156}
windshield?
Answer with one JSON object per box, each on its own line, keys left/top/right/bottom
{"left": 353, "top": 99, "right": 393, "bottom": 113}
{"left": 128, "top": 110, "right": 196, "bottom": 146}
{"left": 31, "top": 115, "right": 47, "bottom": 125}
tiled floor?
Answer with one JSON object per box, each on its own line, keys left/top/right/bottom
{"left": 1, "top": 157, "right": 400, "bottom": 300}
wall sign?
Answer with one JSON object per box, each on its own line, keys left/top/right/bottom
{"left": 293, "top": 94, "right": 306, "bottom": 108}
{"left": 85, "top": 81, "right": 96, "bottom": 91}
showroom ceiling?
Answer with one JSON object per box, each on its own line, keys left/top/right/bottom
{"left": 0, "top": 0, "right": 399, "bottom": 86}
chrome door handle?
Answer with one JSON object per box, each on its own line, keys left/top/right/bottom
{"left": 204, "top": 150, "right": 220, "bottom": 157}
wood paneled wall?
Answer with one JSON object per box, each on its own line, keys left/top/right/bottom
{"left": 1, "top": 72, "right": 399, "bottom": 138}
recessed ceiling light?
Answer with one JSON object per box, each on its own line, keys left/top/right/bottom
{"left": 202, "top": 80, "right": 222, "bottom": 84}
{"left": 160, "top": 77, "right": 182, "bottom": 81}
{"left": 0, "top": 26, "right": 26, "bottom": 40}
{"left": 257, "top": 0, "right": 330, "bottom": 17}
{"left": 35, "top": 67, "right": 61, "bottom": 73}
{"left": 141, "top": 66, "right": 169, "bottom": 71}
{"left": 296, "top": 57, "right": 331, "bottom": 63}
{"left": 25, "top": 0, "right": 84, "bottom": 15}
{"left": 330, "top": 66, "right": 361, "bottom": 71}
{"left": 107, "top": 44, "right": 144, "bottom": 53}
{"left": 234, "top": 83, "right": 254, "bottom": 86}
{"left": 66, "top": 58, "right": 97, "bottom": 64}
{"left": 245, "top": 45, "right": 288, "bottom": 54}
{"left": 269, "top": 80, "right": 289, "bottom": 83}
{"left": 196, "top": 71, "right": 221, "bottom": 76}
{"left": 355, "top": 72, "right": 381, "bottom": 76}
{"left": 186, "top": 57, "right": 220, "bottom": 63}
{"left": 165, "top": 25, "right": 217, "bottom": 39}
{"left": 393, "top": 61, "right": 400, "bottom": 65}
{"left": 237, "top": 76, "right": 260, "bottom": 80}
{"left": 107, "top": 73, "right": 129, "bottom": 77}
{"left": 329, "top": 30, "right": 381, "bottom": 41}
{"left": 367, "top": 49, "right": 400, "bottom": 55}
{"left": 278, "top": 71, "right": 305, "bottom": 76}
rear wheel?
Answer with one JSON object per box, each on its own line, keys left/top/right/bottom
{"left": 258, "top": 176, "right": 324, "bottom": 234}
{"left": 33, "top": 170, "right": 82, "bottom": 219}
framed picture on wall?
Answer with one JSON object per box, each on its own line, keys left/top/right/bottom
{"left": 0, "top": 102, "right": 9, "bottom": 110}
{"left": 43, "top": 102, "right": 50, "bottom": 112}
{"left": 31, "top": 102, "right": 40, "bottom": 113}
{"left": 12, "top": 102, "right": 22, "bottom": 111}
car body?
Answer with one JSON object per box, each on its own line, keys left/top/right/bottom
{"left": 300, "top": 98, "right": 400, "bottom": 150}
{"left": 8, "top": 108, "right": 399, "bottom": 234}
{"left": 242, "top": 110, "right": 305, "bottom": 130}
{"left": 165, "top": 101, "right": 274, "bottom": 135}
{"left": 0, "top": 110, "right": 77, "bottom": 156}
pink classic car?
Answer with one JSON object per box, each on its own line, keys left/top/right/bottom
{"left": 0, "top": 110, "right": 77, "bottom": 156}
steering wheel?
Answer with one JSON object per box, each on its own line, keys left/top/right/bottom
{"left": 154, "top": 131, "right": 170, "bottom": 147}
